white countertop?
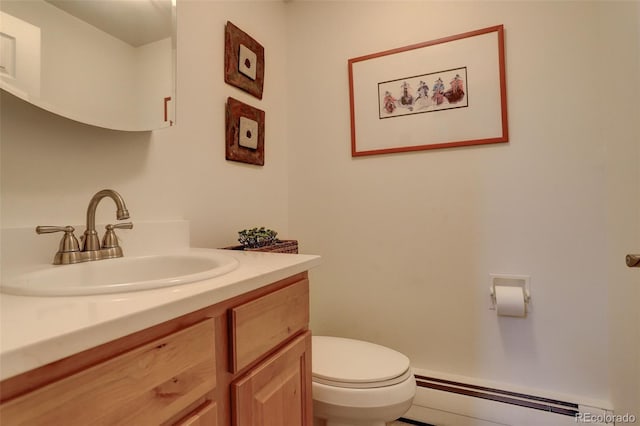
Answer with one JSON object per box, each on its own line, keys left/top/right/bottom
{"left": 0, "top": 248, "right": 321, "bottom": 381}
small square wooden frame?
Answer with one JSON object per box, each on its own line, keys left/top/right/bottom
{"left": 226, "top": 97, "right": 265, "bottom": 166}
{"left": 224, "top": 21, "right": 265, "bottom": 99}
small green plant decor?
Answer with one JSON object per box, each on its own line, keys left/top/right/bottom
{"left": 237, "top": 227, "right": 279, "bottom": 249}
{"left": 228, "top": 227, "right": 298, "bottom": 253}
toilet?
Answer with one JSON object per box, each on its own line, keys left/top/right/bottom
{"left": 312, "top": 336, "right": 416, "bottom": 426}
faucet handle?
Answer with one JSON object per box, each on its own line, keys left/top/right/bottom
{"left": 102, "top": 222, "right": 133, "bottom": 249}
{"left": 36, "top": 226, "right": 81, "bottom": 252}
{"left": 107, "top": 222, "right": 134, "bottom": 231}
{"left": 36, "top": 225, "right": 82, "bottom": 264}
{"left": 36, "top": 225, "right": 75, "bottom": 234}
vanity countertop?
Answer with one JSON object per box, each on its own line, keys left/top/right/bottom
{"left": 0, "top": 248, "right": 321, "bottom": 381}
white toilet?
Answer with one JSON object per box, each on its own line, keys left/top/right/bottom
{"left": 312, "top": 336, "right": 416, "bottom": 426}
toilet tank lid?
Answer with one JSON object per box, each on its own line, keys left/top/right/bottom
{"left": 312, "top": 336, "right": 411, "bottom": 384}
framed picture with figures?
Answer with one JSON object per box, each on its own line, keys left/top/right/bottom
{"left": 349, "top": 25, "right": 508, "bottom": 157}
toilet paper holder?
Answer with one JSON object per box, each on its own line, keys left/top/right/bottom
{"left": 489, "top": 274, "right": 531, "bottom": 311}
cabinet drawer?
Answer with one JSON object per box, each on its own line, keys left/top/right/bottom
{"left": 230, "top": 279, "right": 309, "bottom": 372}
{"left": 173, "top": 400, "right": 217, "bottom": 426}
{"left": 0, "top": 319, "right": 216, "bottom": 425}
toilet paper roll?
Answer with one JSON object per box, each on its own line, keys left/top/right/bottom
{"left": 495, "top": 286, "right": 526, "bottom": 317}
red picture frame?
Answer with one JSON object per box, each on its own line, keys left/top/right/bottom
{"left": 348, "top": 25, "right": 508, "bottom": 157}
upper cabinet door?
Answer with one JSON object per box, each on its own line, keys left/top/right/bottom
{"left": 0, "top": 0, "right": 176, "bottom": 131}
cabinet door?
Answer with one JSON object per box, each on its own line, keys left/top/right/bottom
{"left": 232, "top": 331, "right": 312, "bottom": 426}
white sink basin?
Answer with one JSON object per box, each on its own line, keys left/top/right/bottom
{"left": 1, "top": 252, "right": 240, "bottom": 296}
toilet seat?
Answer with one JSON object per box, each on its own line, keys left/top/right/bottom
{"left": 312, "top": 336, "right": 412, "bottom": 389}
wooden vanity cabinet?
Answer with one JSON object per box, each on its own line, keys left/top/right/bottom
{"left": 0, "top": 272, "right": 312, "bottom": 426}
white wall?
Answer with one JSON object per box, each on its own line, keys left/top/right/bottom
{"left": 286, "top": 0, "right": 638, "bottom": 408}
{"left": 1, "top": 1, "right": 290, "bottom": 253}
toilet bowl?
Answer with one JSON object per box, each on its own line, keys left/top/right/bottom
{"left": 312, "top": 336, "right": 416, "bottom": 426}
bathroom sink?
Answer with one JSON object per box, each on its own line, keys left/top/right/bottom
{"left": 1, "top": 252, "right": 240, "bottom": 296}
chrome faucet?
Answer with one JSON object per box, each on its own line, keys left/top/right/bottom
{"left": 36, "top": 189, "right": 133, "bottom": 265}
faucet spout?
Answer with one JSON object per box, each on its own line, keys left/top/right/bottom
{"left": 83, "top": 189, "right": 129, "bottom": 252}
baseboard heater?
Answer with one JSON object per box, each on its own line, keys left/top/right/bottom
{"left": 415, "top": 375, "right": 579, "bottom": 418}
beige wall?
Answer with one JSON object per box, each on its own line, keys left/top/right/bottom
{"left": 286, "top": 0, "right": 639, "bottom": 408}
{"left": 604, "top": 1, "right": 640, "bottom": 415}
{"left": 1, "top": 0, "right": 638, "bottom": 414}
{"left": 1, "top": 1, "right": 289, "bottom": 250}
